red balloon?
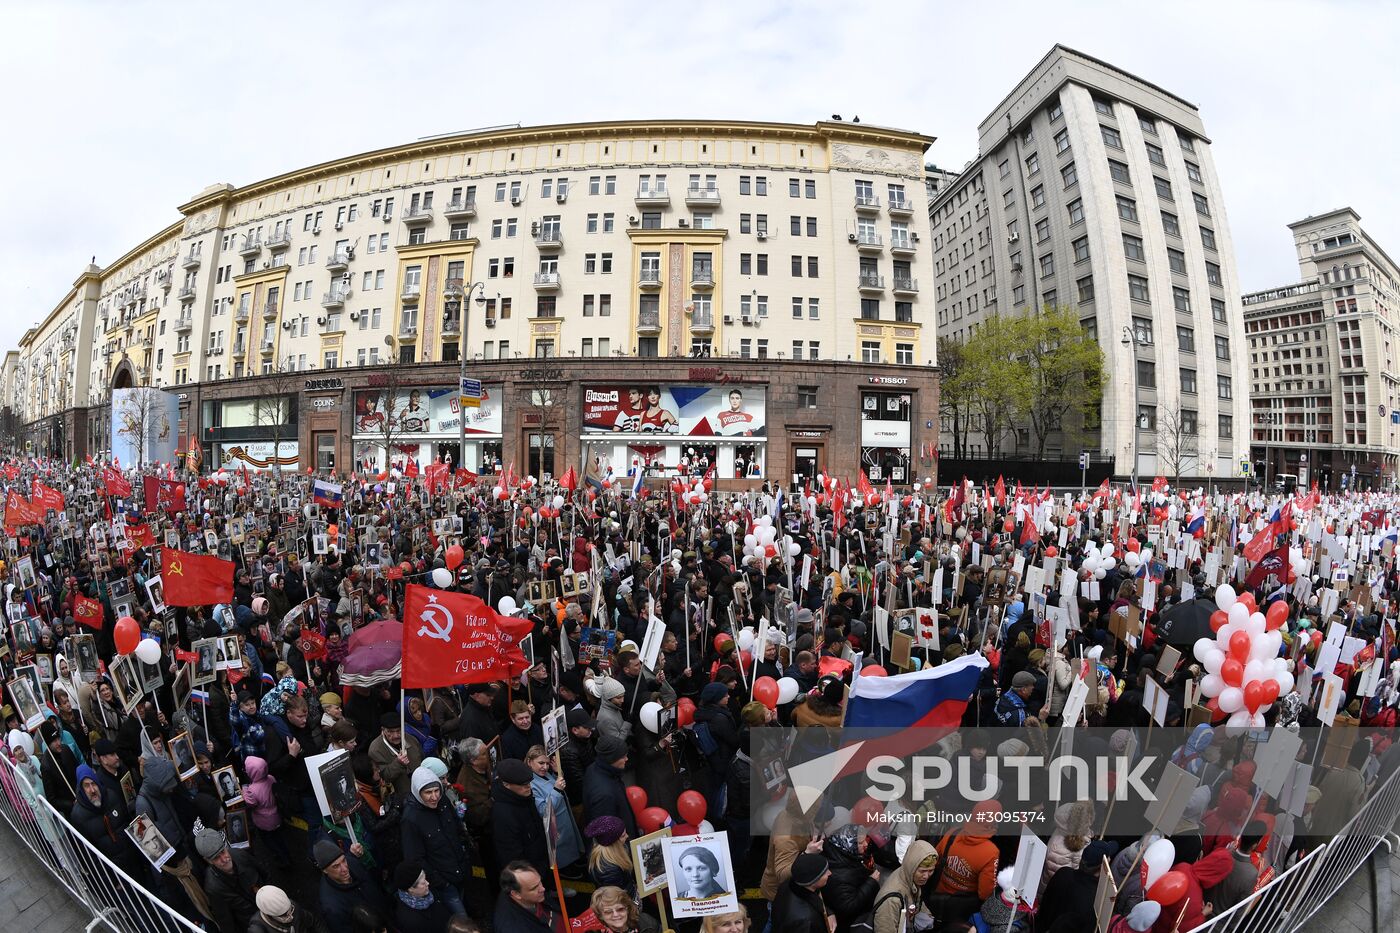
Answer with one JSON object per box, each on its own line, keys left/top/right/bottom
{"left": 739, "top": 649, "right": 753, "bottom": 671}
{"left": 1221, "top": 658, "right": 1244, "bottom": 688}
{"left": 638, "top": 807, "right": 671, "bottom": 834}
{"left": 1210, "top": 610, "right": 1229, "bottom": 633}
{"left": 114, "top": 616, "right": 141, "bottom": 656}
{"left": 1228, "top": 631, "right": 1251, "bottom": 662}
{"left": 1125, "top": 539, "right": 1141, "bottom": 553}
{"left": 445, "top": 544, "right": 465, "bottom": 571}
{"left": 852, "top": 796, "right": 886, "bottom": 827}
{"left": 1260, "top": 680, "right": 1280, "bottom": 707}
{"left": 1044, "top": 546, "right": 1059, "bottom": 558}
{"left": 676, "top": 697, "right": 696, "bottom": 727}
{"left": 861, "top": 665, "right": 889, "bottom": 678}
{"left": 626, "top": 786, "right": 649, "bottom": 817}
{"left": 677, "top": 790, "right": 707, "bottom": 825}
{"left": 1265, "top": 600, "right": 1289, "bottom": 632}
{"left": 1147, "top": 870, "right": 1189, "bottom": 906}
{"left": 713, "top": 634, "right": 734, "bottom": 653}
{"left": 753, "top": 676, "right": 780, "bottom": 710}
{"left": 1236, "top": 592, "right": 1257, "bottom": 615}
{"left": 1003, "top": 519, "right": 1015, "bottom": 533}
{"left": 1243, "top": 680, "right": 1266, "bottom": 715}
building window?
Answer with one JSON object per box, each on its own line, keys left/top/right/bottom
{"left": 1168, "top": 249, "right": 1187, "bottom": 274}
{"left": 1177, "top": 326, "right": 1195, "bottom": 352}
{"left": 999, "top": 159, "right": 1010, "bottom": 179}
{"left": 1200, "top": 227, "right": 1217, "bottom": 251}
{"left": 1117, "top": 196, "right": 1138, "bottom": 223}
{"left": 861, "top": 341, "right": 882, "bottom": 363}
{"left": 1173, "top": 287, "right": 1191, "bottom": 313}
{"left": 1212, "top": 298, "right": 1227, "bottom": 323}
{"left": 1054, "top": 128, "right": 1070, "bottom": 153}
{"left": 1128, "top": 275, "right": 1150, "bottom": 302}
{"left": 860, "top": 298, "right": 880, "bottom": 320}
{"left": 1185, "top": 161, "right": 1203, "bottom": 183}
{"left": 1109, "top": 160, "right": 1131, "bottom": 184}
{"left": 1215, "top": 336, "right": 1230, "bottom": 359}
{"left": 1217, "top": 375, "right": 1233, "bottom": 399}
{"left": 1132, "top": 317, "right": 1154, "bottom": 346}
{"left": 797, "top": 385, "right": 818, "bottom": 408}
{"left": 1162, "top": 212, "right": 1181, "bottom": 237}
{"left": 1123, "top": 234, "right": 1145, "bottom": 262}
{"left": 1025, "top": 152, "right": 1040, "bottom": 175}
{"left": 1206, "top": 262, "right": 1222, "bottom": 286}
{"left": 1067, "top": 198, "right": 1084, "bottom": 225}
{"left": 1035, "top": 218, "right": 1051, "bottom": 242}
{"left": 895, "top": 343, "right": 914, "bottom": 365}
{"left": 1073, "top": 236, "right": 1090, "bottom": 263}
{"left": 1039, "top": 253, "right": 1054, "bottom": 278}
{"left": 1139, "top": 116, "right": 1157, "bottom": 136}
{"left": 1094, "top": 97, "right": 1114, "bottom": 116}
{"left": 1049, "top": 99, "right": 1063, "bottom": 122}
{"left": 1138, "top": 405, "right": 1156, "bottom": 431}
{"left": 1031, "top": 185, "right": 1045, "bottom": 209}
{"left": 1180, "top": 409, "right": 1198, "bottom": 434}
{"left": 1153, "top": 176, "right": 1173, "bottom": 202}
{"left": 1061, "top": 162, "right": 1078, "bottom": 188}
{"left": 1219, "top": 414, "right": 1233, "bottom": 438}
{"left": 1193, "top": 192, "right": 1211, "bottom": 216}
{"left": 1077, "top": 275, "right": 1095, "bottom": 303}
{"left": 1180, "top": 368, "right": 1197, "bottom": 394}
{"left": 1145, "top": 142, "right": 1166, "bottom": 166}
{"left": 1101, "top": 125, "right": 1123, "bottom": 149}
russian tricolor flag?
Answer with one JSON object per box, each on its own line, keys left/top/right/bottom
{"left": 1186, "top": 504, "right": 1206, "bottom": 537}
{"left": 313, "top": 479, "right": 344, "bottom": 509}
{"left": 845, "top": 653, "right": 988, "bottom": 729}
{"left": 190, "top": 689, "right": 209, "bottom": 707}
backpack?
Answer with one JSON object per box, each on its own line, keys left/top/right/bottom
{"left": 851, "top": 890, "right": 907, "bottom": 933}
{"left": 687, "top": 721, "right": 720, "bottom": 757}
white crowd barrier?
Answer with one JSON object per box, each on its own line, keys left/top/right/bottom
{"left": 1195, "top": 761, "right": 1400, "bottom": 933}
{"left": 0, "top": 753, "right": 201, "bottom": 933}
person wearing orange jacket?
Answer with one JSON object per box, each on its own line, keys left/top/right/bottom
{"left": 928, "top": 799, "right": 1001, "bottom": 926}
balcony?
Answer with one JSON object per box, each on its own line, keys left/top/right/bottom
{"left": 174, "top": 315, "right": 193, "bottom": 333}
{"left": 232, "top": 341, "right": 247, "bottom": 358}
{"left": 691, "top": 266, "right": 715, "bottom": 289}
{"left": 888, "top": 197, "right": 914, "bottom": 217}
{"left": 689, "top": 312, "right": 715, "bottom": 335}
{"left": 533, "top": 271, "right": 561, "bottom": 290}
{"left": 635, "top": 184, "right": 670, "bottom": 207}
{"left": 266, "top": 230, "right": 292, "bottom": 252}
{"left": 401, "top": 283, "right": 422, "bottom": 303}
{"left": 321, "top": 289, "right": 350, "bottom": 309}
{"left": 238, "top": 238, "right": 262, "bottom": 259}
{"left": 234, "top": 308, "right": 250, "bottom": 324}
{"left": 533, "top": 228, "right": 563, "bottom": 251}
{"left": 638, "top": 268, "right": 662, "bottom": 289}
{"left": 858, "top": 273, "right": 886, "bottom": 293}
{"left": 442, "top": 277, "right": 464, "bottom": 299}
{"left": 443, "top": 197, "right": 476, "bottom": 220}
{"left": 177, "top": 286, "right": 196, "bottom": 302}
{"left": 855, "top": 232, "right": 884, "bottom": 252}
{"left": 262, "top": 301, "right": 279, "bottom": 321}
{"left": 892, "top": 276, "right": 919, "bottom": 295}
{"left": 855, "top": 194, "right": 881, "bottom": 213}
{"left": 325, "top": 251, "right": 351, "bottom": 273}
{"left": 636, "top": 309, "right": 661, "bottom": 334}
{"left": 685, "top": 186, "right": 721, "bottom": 206}
{"left": 260, "top": 340, "right": 275, "bottom": 356}
{"left": 401, "top": 206, "right": 433, "bottom": 226}
{"left": 157, "top": 273, "right": 172, "bottom": 291}
{"left": 890, "top": 235, "right": 917, "bottom": 256}
{"left": 398, "top": 322, "right": 419, "bottom": 341}
{"left": 442, "top": 316, "right": 461, "bottom": 337}
{"left": 181, "top": 252, "right": 201, "bottom": 270}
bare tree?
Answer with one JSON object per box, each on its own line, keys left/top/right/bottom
{"left": 365, "top": 365, "right": 419, "bottom": 470}
{"left": 523, "top": 375, "right": 559, "bottom": 479}
{"left": 252, "top": 361, "right": 302, "bottom": 476}
{"left": 1157, "top": 403, "right": 1199, "bottom": 485}
{"left": 114, "top": 388, "right": 171, "bottom": 468}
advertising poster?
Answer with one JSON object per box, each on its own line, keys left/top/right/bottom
{"left": 111, "top": 387, "right": 180, "bottom": 467}
{"left": 217, "top": 441, "right": 299, "bottom": 471}
{"left": 582, "top": 385, "right": 766, "bottom": 437}
{"left": 353, "top": 387, "right": 501, "bottom": 437}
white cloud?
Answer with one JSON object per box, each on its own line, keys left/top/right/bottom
{"left": 3, "top": 0, "right": 1397, "bottom": 351}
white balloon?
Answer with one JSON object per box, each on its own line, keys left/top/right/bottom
{"left": 776, "top": 677, "right": 801, "bottom": 704}
{"left": 1216, "top": 584, "right": 1237, "bottom": 611}
{"left": 431, "top": 567, "right": 453, "bottom": 588}
{"left": 1246, "top": 612, "right": 1267, "bottom": 636}
{"left": 553, "top": 494, "right": 565, "bottom": 509}
{"left": 134, "top": 638, "right": 161, "bottom": 666}
{"left": 1244, "top": 659, "right": 1265, "bottom": 685}
{"left": 1124, "top": 553, "right": 1141, "bottom": 570}
{"left": 498, "top": 596, "right": 518, "bottom": 615}
{"left": 698, "top": 819, "right": 715, "bottom": 833}
{"left": 1218, "top": 686, "right": 1244, "bottom": 714}
{"left": 1086, "top": 645, "right": 1104, "bottom": 662}
{"left": 1192, "top": 637, "right": 1216, "bottom": 664}
{"left": 1226, "top": 710, "right": 1252, "bottom": 729}
{"left": 639, "top": 701, "right": 663, "bottom": 733}
{"left": 1094, "top": 569, "right": 1106, "bottom": 581}
{"left": 1251, "top": 632, "right": 1280, "bottom": 662}
{"left": 1274, "top": 670, "right": 1295, "bottom": 695}
{"left": 1142, "top": 838, "right": 1176, "bottom": 890}
{"left": 1200, "top": 672, "right": 1224, "bottom": 697}
{"left": 736, "top": 628, "right": 757, "bottom": 652}
{"left": 787, "top": 542, "right": 801, "bottom": 557}
{"left": 1101, "top": 556, "right": 1117, "bottom": 572}
{"left": 743, "top": 534, "right": 757, "bottom": 549}
{"left": 1228, "top": 603, "right": 1250, "bottom": 627}
{"left": 1082, "top": 555, "right": 1101, "bottom": 573}
{"left": 1202, "top": 650, "right": 1224, "bottom": 677}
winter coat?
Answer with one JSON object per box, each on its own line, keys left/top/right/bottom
{"left": 368, "top": 731, "right": 423, "bottom": 800}
{"left": 1150, "top": 850, "right": 1234, "bottom": 933}
{"left": 69, "top": 765, "right": 140, "bottom": 874}
{"left": 240, "top": 756, "right": 282, "bottom": 832}
{"left": 134, "top": 754, "right": 188, "bottom": 857}
{"left": 596, "top": 700, "right": 632, "bottom": 747}
{"left": 559, "top": 734, "right": 594, "bottom": 806}
{"left": 456, "top": 698, "right": 503, "bottom": 744}
{"left": 1040, "top": 801, "right": 1094, "bottom": 897}
{"left": 492, "top": 889, "right": 561, "bottom": 933}
{"left": 203, "top": 846, "right": 265, "bottom": 933}
{"left": 531, "top": 772, "right": 583, "bottom": 866}
{"left": 401, "top": 770, "right": 470, "bottom": 890}
{"left": 318, "top": 855, "right": 392, "bottom": 932}
{"left": 822, "top": 832, "right": 880, "bottom": 933}
{"left": 395, "top": 893, "right": 456, "bottom": 933}
{"left": 760, "top": 799, "right": 817, "bottom": 901}
{"left": 581, "top": 757, "right": 638, "bottom": 838}
{"left": 491, "top": 779, "right": 551, "bottom": 879}
{"left": 934, "top": 818, "right": 999, "bottom": 900}
{"left": 773, "top": 877, "right": 831, "bottom": 933}
{"left": 873, "top": 839, "right": 936, "bottom": 933}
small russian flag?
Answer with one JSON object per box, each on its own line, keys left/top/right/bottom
{"left": 313, "top": 479, "right": 344, "bottom": 509}
{"left": 190, "top": 689, "right": 209, "bottom": 707}
{"left": 630, "top": 463, "right": 645, "bottom": 498}
{"left": 1186, "top": 504, "right": 1206, "bottom": 537}
{"left": 261, "top": 672, "right": 275, "bottom": 686}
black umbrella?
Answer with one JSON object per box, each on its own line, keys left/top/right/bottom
{"left": 1155, "top": 595, "right": 1218, "bottom": 647}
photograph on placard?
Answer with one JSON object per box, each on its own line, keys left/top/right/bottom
{"left": 126, "top": 814, "right": 175, "bottom": 869}
{"left": 631, "top": 826, "right": 672, "bottom": 897}
{"left": 214, "top": 766, "right": 243, "bottom": 806}
{"left": 224, "top": 808, "right": 250, "bottom": 849}
{"left": 662, "top": 831, "right": 739, "bottom": 917}
{"left": 7, "top": 676, "right": 44, "bottom": 729}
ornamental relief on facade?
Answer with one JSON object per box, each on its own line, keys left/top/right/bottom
{"left": 830, "top": 143, "right": 922, "bottom": 178}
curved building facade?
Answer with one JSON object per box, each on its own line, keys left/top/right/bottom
{"left": 12, "top": 119, "right": 938, "bottom": 485}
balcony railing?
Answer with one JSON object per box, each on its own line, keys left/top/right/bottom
{"left": 443, "top": 277, "right": 464, "bottom": 299}
{"left": 442, "top": 317, "right": 461, "bottom": 337}
{"left": 399, "top": 322, "right": 419, "bottom": 339}
{"left": 262, "top": 301, "right": 279, "bottom": 320}
{"left": 855, "top": 232, "right": 883, "bottom": 250}
{"left": 888, "top": 197, "right": 913, "bottom": 215}
{"left": 892, "top": 276, "right": 919, "bottom": 293}
{"left": 181, "top": 252, "right": 201, "bottom": 269}
{"left": 265, "top": 230, "right": 292, "bottom": 251}
{"left": 691, "top": 267, "right": 714, "bottom": 288}
{"left": 174, "top": 316, "right": 193, "bottom": 332}
{"left": 859, "top": 273, "right": 886, "bottom": 290}
{"left": 639, "top": 268, "right": 662, "bottom": 288}
{"left": 234, "top": 308, "right": 250, "bottom": 324}
{"left": 635, "top": 184, "right": 670, "bottom": 205}
{"left": 238, "top": 238, "right": 262, "bottom": 258}
{"left": 402, "top": 206, "right": 433, "bottom": 225}
{"left": 177, "top": 286, "right": 196, "bottom": 301}
{"left": 401, "top": 283, "right": 422, "bottom": 302}
{"left": 890, "top": 235, "right": 917, "bottom": 254}
{"left": 533, "top": 271, "right": 560, "bottom": 288}
{"left": 690, "top": 312, "right": 715, "bottom": 332}
{"left": 325, "top": 251, "right": 351, "bottom": 272}
{"left": 443, "top": 197, "right": 476, "bottom": 219}
{"left": 637, "top": 309, "right": 661, "bottom": 332}
{"left": 321, "top": 289, "right": 350, "bottom": 309}
{"left": 685, "top": 186, "right": 721, "bottom": 205}
{"left": 855, "top": 194, "right": 881, "bottom": 212}
{"left": 533, "top": 228, "right": 563, "bottom": 249}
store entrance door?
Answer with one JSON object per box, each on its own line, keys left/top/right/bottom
{"left": 793, "top": 445, "right": 822, "bottom": 485}
{"left": 527, "top": 431, "right": 556, "bottom": 480}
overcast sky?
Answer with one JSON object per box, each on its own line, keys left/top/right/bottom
{"left": 3, "top": 0, "right": 1395, "bottom": 353}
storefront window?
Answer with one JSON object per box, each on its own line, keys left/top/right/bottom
{"left": 315, "top": 432, "right": 336, "bottom": 471}
{"left": 860, "top": 391, "right": 912, "bottom": 483}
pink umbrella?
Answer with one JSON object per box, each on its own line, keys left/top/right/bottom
{"left": 340, "top": 619, "right": 402, "bottom": 687}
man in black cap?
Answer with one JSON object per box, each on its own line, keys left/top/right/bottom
{"left": 198, "top": 824, "right": 266, "bottom": 933}
{"left": 772, "top": 851, "right": 832, "bottom": 933}
{"left": 92, "top": 737, "right": 131, "bottom": 804}
{"left": 581, "top": 734, "right": 637, "bottom": 837}
{"left": 558, "top": 708, "right": 596, "bottom": 807}
{"left": 314, "top": 837, "right": 392, "bottom": 931}
{"left": 456, "top": 681, "right": 503, "bottom": 744}
{"left": 1039, "top": 838, "right": 1118, "bottom": 930}
{"left": 38, "top": 719, "right": 78, "bottom": 810}
{"left": 368, "top": 711, "right": 422, "bottom": 799}
{"left": 491, "top": 758, "right": 551, "bottom": 879}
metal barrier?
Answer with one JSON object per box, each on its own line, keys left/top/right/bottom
{"left": 0, "top": 753, "right": 201, "bottom": 933}
{"left": 1197, "top": 761, "right": 1400, "bottom": 933}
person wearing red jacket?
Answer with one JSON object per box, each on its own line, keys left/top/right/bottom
{"left": 1150, "top": 848, "right": 1233, "bottom": 933}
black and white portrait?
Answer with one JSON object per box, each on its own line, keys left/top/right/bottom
{"left": 662, "top": 832, "right": 739, "bottom": 918}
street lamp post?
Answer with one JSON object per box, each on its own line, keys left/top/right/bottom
{"left": 1121, "top": 325, "right": 1141, "bottom": 491}
{"left": 456, "top": 282, "right": 491, "bottom": 472}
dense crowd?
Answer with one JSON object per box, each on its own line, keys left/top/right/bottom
{"left": 1, "top": 458, "right": 1398, "bottom": 933}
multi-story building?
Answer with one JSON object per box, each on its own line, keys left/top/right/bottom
{"left": 1242, "top": 208, "right": 1400, "bottom": 490}
{"left": 930, "top": 45, "right": 1250, "bottom": 482}
{"left": 12, "top": 119, "right": 939, "bottom": 485}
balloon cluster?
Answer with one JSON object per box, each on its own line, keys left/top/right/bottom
{"left": 627, "top": 785, "right": 712, "bottom": 835}
{"left": 740, "top": 514, "right": 801, "bottom": 565}
{"left": 114, "top": 615, "right": 163, "bottom": 664}
{"left": 1079, "top": 540, "right": 1123, "bottom": 580}
{"left": 1192, "top": 583, "right": 1293, "bottom": 728}
{"left": 1141, "top": 839, "right": 1189, "bottom": 910}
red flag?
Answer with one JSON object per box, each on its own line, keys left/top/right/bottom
{"left": 3, "top": 489, "right": 42, "bottom": 532}
{"left": 1152, "top": 475, "right": 1168, "bottom": 493}
{"left": 161, "top": 547, "right": 235, "bottom": 607}
{"left": 405, "top": 458, "right": 420, "bottom": 478}
{"left": 1020, "top": 513, "right": 1039, "bottom": 546}
{"left": 143, "top": 477, "right": 187, "bottom": 514}
{"left": 1092, "top": 478, "right": 1111, "bottom": 503}
{"left": 103, "top": 466, "right": 132, "bottom": 498}
{"left": 126, "top": 522, "right": 156, "bottom": 549}
{"left": 402, "top": 585, "right": 514, "bottom": 688}
{"left": 1244, "top": 546, "right": 1293, "bottom": 589}
{"left": 72, "top": 593, "right": 105, "bottom": 630}
{"left": 31, "top": 479, "right": 65, "bottom": 512}
{"left": 174, "top": 648, "right": 199, "bottom": 665}
{"left": 296, "top": 629, "right": 328, "bottom": 661}
{"left": 857, "top": 469, "right": 876, "bottom": 506}
{"left": 994, "top": 476, "right": 1006, "bottom": 507}
{"left": 560, "top": 465, "right": 579, "bottom": 493}
{"left": 453, "top": 467, "right": 477, "bottom": 489}
{"left": 1243, "top": 523, "right": 1275, "bottom": 564}
{"left": 425, "top": 462, "right": 449, "bottom": 494}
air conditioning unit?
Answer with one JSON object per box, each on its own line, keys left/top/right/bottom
{"left": 334, "top": 222, "right": 344, "bottom": 231}
{"left": 723, "top": 315, "right": 735, "bottom": 324}
{"left": 510, "top": 196, "right": 523, "bottom": 206}
{"left": 349, "top": 311, "right": 361, "bottom": 321}
{"left": 1008, "top": 232, "right": 1020, "bottom": 243}
{"left": 848, "top": 233, "right": 858, "bottom": 242}
{"left": 311, "top": 226, "right": 321, "bottom": 235}
{"left": 911, "top": 232, "right": 920, "bottom": 242}
{"left": 531, "top": 221, "right": 540, "bottom": 236}
{"left": 382, "top": 214, "right": 392, "bottom": 223}
{"left": 317, "top": 316, "right": 327, "bottom": 326}
{"left": 484, "top": 318, "right": 497, "bottom": 328}
{"left": 756, "top": 231, "right": 767, "bottom": 240}
{"left": 678, "top": 219, "right": 690, "bottom": 228}
{"left": 741, "top": 313, "right": 754, "bottom": 325}
{"left": 345, "top": 246, "right": 355, "bottom": 259}
{"left": 281, "top": 321, "right": 292, "bottom": 330}
{"left": 262, "top": 261, "right": 270, "bottom": 269}
{"left": 628, "top": 215, "right": 640, "bottom": 226}
{"left": 556, "top": 193, "right": 567, "bottom": 203}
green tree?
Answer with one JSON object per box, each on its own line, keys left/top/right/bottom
{"left": 936, "top": 336, "right": 969, "bottom": 460}
{"left": 1017, "top": 305, "right": 1105, "bottom": 459}
{"left": 959, "top": 315, "right": 1029, "bottom": 458}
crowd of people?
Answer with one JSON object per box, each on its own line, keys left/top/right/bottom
{"left": 1, "top": 457, "right": 1398, "bottom": 933}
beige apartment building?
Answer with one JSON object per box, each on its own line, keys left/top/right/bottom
{"left": 1242, "top": 208, "right": 1400, "bottom": 490}
{"left": 930, "top": 46, "right": 1251, "bottom": 483}
{"left": 13, "top": 119, "right": 939, "bottom": 484}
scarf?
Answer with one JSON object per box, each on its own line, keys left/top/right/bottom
{"left": 398, "top": 888, "right": 435, "bottom": 911}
